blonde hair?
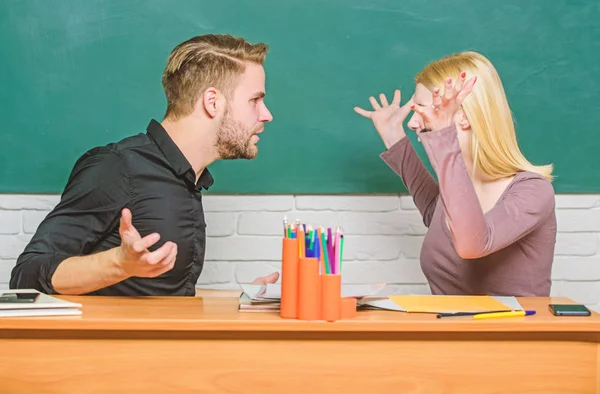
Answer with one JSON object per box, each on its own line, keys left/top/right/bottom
{"left": 162, "top": 34, "right": 269, "bottom": 119}
{"left": 415, "top": 51, "right": 553, "bottom": 181}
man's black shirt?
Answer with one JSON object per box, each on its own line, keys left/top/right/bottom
{"left": 10, "top": 119, "right": 214, "bottom": 296}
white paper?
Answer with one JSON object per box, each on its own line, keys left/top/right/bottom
{"left": 260, "top": 282, "right": 387, "bottom": 299}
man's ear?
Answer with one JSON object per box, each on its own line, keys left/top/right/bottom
{"left": 457, "top": 109, "right": 471, "bottom": 130}
{"left": 200, "top": 87, "right": 220, "bottom": 119}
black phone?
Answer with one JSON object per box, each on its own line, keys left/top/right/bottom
{"left": 548, "top": 304, "right": 591, "bottom": 316}
{"left": 0, "top": 292, "right": 39, "bottom": 303}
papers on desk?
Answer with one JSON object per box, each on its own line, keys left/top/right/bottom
{"left": 0, "top": 289, "right": 82, "bottom": 317}
{"left": 238, "top": 283, "right": 386, "bottom": 312}
{"left": 238, "top": 283, "right": 524, "bottom": 315}
{"left": 238, "top": 293, "right": 280, "bottom": 312}
{"left": 358, "top": 295, "right": 524, "bottom": 314}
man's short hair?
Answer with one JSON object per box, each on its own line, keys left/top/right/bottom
{"left": 162, "top": 34, "right": 269, "bottom": 119}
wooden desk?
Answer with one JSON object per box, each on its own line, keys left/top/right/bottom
{"left": 0, "top": 294, "right": 599, "bottom": 394}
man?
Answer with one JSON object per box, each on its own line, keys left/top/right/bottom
{"left": 10, "top": 34, "right": 279, "bottom": 296}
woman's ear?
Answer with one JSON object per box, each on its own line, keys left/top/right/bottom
{"left": 457, "top": 109, "right": 471, "bottom": 130}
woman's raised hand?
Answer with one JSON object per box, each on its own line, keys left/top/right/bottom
{"left": 354, "top": 89, "right": 413, "bottom": 149}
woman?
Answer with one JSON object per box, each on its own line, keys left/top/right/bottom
{"left": 354, "top": 51, "right": 556, "bottom": 296}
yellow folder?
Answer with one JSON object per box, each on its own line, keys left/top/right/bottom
{"left": 388, "top": 295, "right": 516, "bottom": 313}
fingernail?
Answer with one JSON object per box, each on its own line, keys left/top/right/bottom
{"left": 460, "top": 71, "right": 466, "bottom": 78}
{"left": 433, "top": 88, "right": 439, "bottom": 94}
{"left": 410, "top": 104, "right": 415, "bottom": 109}
{"left": 474, "top": 76, "right": 477, "bottom": 83}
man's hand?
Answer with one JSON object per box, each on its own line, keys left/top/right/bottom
{"left": 251, "top": 272, "right": 280, "bottom": 285}
{"left": 50, "top": 208, "right": 177, "bottom": 295}
{"left": 116, "top": 208, "right": 177, "bottom": 278}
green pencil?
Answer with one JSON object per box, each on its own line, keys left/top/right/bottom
{"left": 340, "top": 235, "right": 344, "bottom": 272}
{"left": 321, "top": 232, "right": 330, "bottom": 274}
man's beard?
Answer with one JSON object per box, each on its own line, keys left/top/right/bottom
{"left": 215, "top": 106, "right": 260, "bottom": 160}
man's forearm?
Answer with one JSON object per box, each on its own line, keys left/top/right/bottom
{"left": 51, "top": 247, "right": 130, "bottom": 295}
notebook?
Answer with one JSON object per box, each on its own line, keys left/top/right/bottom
{"left": 0, "top": 289, "right": 82, "bottom": 317}
{"left": 238, "top": 290, "right": 280, "bottom": 313}
{"left": 358, "top": 295, "right": 523, "bottom": 314}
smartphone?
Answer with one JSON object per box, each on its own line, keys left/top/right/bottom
{"left": 548, "top": 304, "right": 591, "bottom": 316}
{"left": 0, "top": 292, "right": 39, "bottom": 303}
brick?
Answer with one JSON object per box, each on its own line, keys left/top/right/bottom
{"left": 549, "top": 280, "right": 562, "bottom": 297}
{"left": 0, "top": 211, "right": 21, "bottom": 235}
{"left": 0, "top": 195, "right": 60, "bottom": 210}
{"left": 587, "top": 302, "right": 600, "bottom": 313}
{"left": 555, "top": 233, "right": 598, "bottom": 256}
{"left": 559, "top": 281, "right": 600, "bottom": 305}
{"left": 400, "top": 196, "right": 418, "bottom": 210}
{"left": 295, "top": 196, "right": 399, "bottom": 212}
{"left": 340, "top": 212, "right": 427, "bottom": 235}
{"left": 0, "top": 235, "right": 32, "bottom": 259}
{"left": 552, "top": 257, "right": 600, "bottom": 281}
{"left": 0, "top": 260, "right": 16, "bottom": 284}
{"left": 195, "top": 262, "right": 235, "bottom": 285}
{"left": 341, "top": 259, "right": 426, "bottom": 284}
{"left": 205, "top": 213, "right": 236, "bottom": 237}
{"left": 338, "top": 235, "right": 423, "bottom": 261}
{"left": 238, "top": 212, "right": 341, "bottom": 236}
{"left": 555, "top": 195, "right": 600, "bottom": 209}
{"left": 231, "top": 261, "right": 281, "bottom": 284}
{"left": 22, "top": 211, "right": 50, "bottom": 234}
{"left": 202, "top": 196, "right": 293, "bottom": 212}
{"left": 556, "top": 209, "right": 600, "bottom": 232}
{"left": 342, "top": 235, "right": 403, "bottom": 261}
{"left": 205, "top": 237, "right": 282, "bottom": 261}
{"left": 399, "top": 236, "right": 425, "bottom": 259}
{"left": 195, "top": 282, "right": 242, "bottom": 291}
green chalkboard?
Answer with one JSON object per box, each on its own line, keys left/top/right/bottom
{"left": 1, "top": 0, "right": 599, "bottom": 194}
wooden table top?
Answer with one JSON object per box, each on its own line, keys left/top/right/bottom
{"left": 0, "top": 291, "right": 599, "bottom": 336}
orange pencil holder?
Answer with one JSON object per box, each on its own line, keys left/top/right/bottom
{"left": 297, "top": 257, "right": 321, "bottom": 320}
{"left": 321, "top": 274, "right": 341, "bottom": 322}
{"left": 280, "top": 238, "right": 299, "bottom": 319}
{"left": 279, "top": 237, "right": 357, "bottom": 321}
{"left": 340, "top": 297, "right": 357, "bottom": 319}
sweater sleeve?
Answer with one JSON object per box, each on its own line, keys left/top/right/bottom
{"left": 380, "top": 137, "right": 440, "bottom": 227}
{"left": 417, "top": 124, "right": 555, "bottom": 259}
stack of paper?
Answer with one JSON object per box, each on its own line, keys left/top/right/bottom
{"left": 238, "top": 292, "right": 281, "bottom": 313}
{"left": 358, "top": 294, "right": 524, "bottom": 314}
{"left": 0, "top": 289, "right": 82, "bottom": 317}
{"left": 238, "top": 283, "right": 386, "bottom": 312}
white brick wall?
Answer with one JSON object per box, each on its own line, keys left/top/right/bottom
{"left": 0, "top": 194, "right": 598, "bottom": 312}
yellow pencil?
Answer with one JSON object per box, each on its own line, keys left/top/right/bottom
{"left": 297, "top": 224, "right": 305, "bottom": 258}
{"left": 473, "top": 310, "right": 535, "bottom": 320}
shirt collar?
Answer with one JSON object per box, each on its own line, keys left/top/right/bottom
{"left": 146, "top": 119, "right": 214, "bottom": 190}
